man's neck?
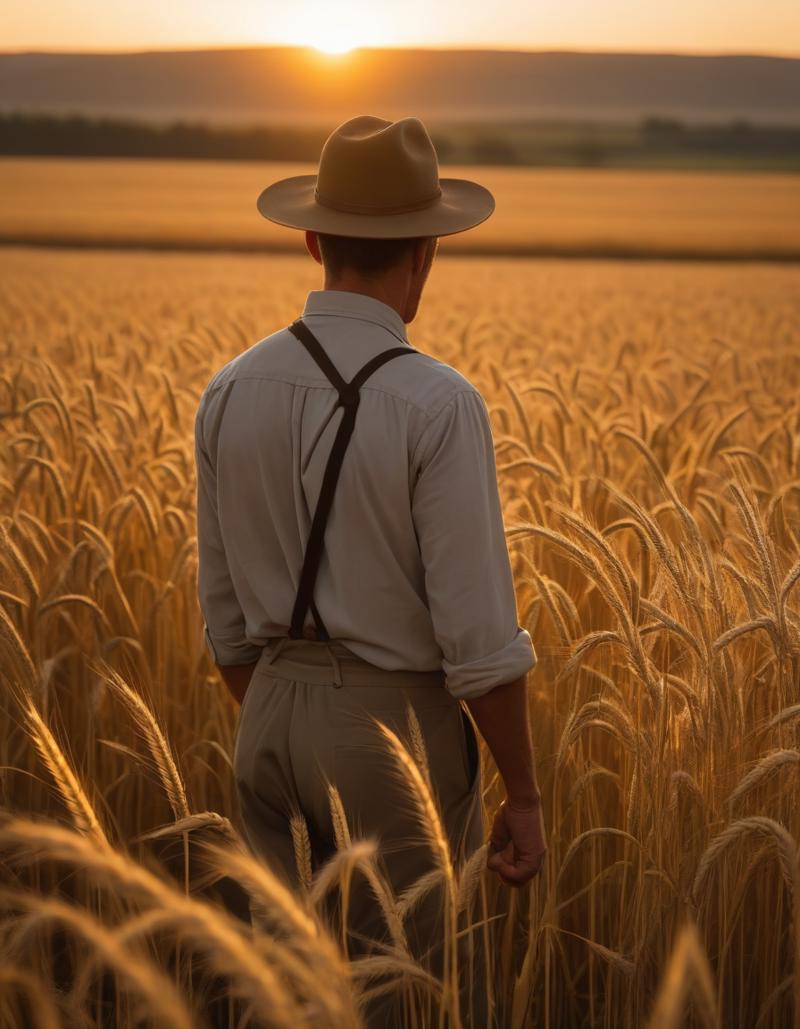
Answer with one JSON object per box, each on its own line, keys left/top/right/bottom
{"left": 323, "top": 275, "right": 409, "bottom": 324}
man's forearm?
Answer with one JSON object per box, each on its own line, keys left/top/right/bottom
{"left": 464, "top": 673, "right": 541, "bottom": 806}
{"left": 216, "top": 661, "right": 259, "bottom": 705}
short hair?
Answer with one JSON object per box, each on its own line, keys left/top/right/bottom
{"left": 316, "top": 233, "right": 427, "bottom": 277}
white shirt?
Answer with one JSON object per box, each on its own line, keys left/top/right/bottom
{"left": 194, "top": 288, "right": 536, "bottom": 700}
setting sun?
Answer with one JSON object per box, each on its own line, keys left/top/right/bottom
{"left": 263, "top": 3, "right": 393, "bottom": 54}
{"left": 309, "top": 31, "right": 356, "bottom": 55}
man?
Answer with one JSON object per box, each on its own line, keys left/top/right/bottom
{"left": 194, "top": 115, "right": 547, "bottom": 1025}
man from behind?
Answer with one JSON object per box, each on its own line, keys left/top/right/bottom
{"left": 194, "top": 114, "right": 547, "bottom": 1027}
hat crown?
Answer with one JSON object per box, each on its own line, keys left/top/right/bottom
{"left": 315, "top": 116, "right": 443, "bottom": 217}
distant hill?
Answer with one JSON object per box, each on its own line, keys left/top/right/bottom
{"left": 1, "top": 47, "right": 798, "bottom": 126}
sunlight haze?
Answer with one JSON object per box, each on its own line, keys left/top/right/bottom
{"left": 3, "top": 0, "right": 799, "bottom": 55}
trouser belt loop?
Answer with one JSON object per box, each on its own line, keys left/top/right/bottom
{"left": 325, "top": 643, "right": 344, "bottom": 687}
{"left": 263, "top": 636, "right": 290, "bottom": 667}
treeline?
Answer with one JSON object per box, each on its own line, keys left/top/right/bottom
{"left": 0, "top": 113, "right": 330, "bottom": 161}
{"left": 1, "top": 111, "right": 799, "bottom": 169}
{"left": 640, "top": 117, "right": 800, "bottom": 157}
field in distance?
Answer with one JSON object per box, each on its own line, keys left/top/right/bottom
{"left": 1, "top": 157, "right": 799, "bottom": 260}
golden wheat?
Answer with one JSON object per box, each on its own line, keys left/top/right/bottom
{"left": 1, "top": 247, "right": 799, "bottom": 1026}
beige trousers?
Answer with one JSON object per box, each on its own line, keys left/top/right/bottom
{"left": 232, "top": 636, "right": 496, "bottom": 1028}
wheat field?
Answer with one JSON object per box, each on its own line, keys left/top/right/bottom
{"left": 1, "top": 245, "right": 799, "bottom": 1028}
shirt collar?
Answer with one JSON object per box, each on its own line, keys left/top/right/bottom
{"left": 301, "top": 289, "right": 411, "bottom": 347}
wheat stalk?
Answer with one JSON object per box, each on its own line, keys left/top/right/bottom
{"left": 646, "top": 922, "right": 719, "bottom": 1028}
{"left": 3, "top": 889, "right": 193, "bottom": 1029}
{"left": 96, "top": 662, "right": 190, "bottom": 819}
{"left": 21, "top": 694, "right": 108, "bottom": 847}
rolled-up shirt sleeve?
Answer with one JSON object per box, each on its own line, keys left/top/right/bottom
{"left": 194, "top": 389, "right": 263, "bottom": 666}
{"left": 411, "top": 389, "right": 536, "bottom": 701}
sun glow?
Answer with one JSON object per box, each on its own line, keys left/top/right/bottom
{"left": 309, "top": 31, "right": 357, "bottom": 55}
{"left": 270, "top": 4, "right": 393, "bottom": 55}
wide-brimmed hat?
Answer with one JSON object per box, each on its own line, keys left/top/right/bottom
{"left": 256, "top": 115, "right": 495, "bottom": 239}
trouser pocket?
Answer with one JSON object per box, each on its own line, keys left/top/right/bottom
{"left": 458, "top": 704, "right": 481, "bottom": 795}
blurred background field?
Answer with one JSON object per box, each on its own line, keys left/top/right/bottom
{"left": 2, "top": 158, "right": 800, "bottom": 260}
{"left": 2, "top": 44, "right": 798, "bottom": 261}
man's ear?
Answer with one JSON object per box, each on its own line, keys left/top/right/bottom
{"left": 305, "top": 230, "right": 323, "bottom": 265}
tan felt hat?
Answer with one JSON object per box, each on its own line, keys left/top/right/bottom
{"left": 256, "top": 114, "right": 495, "bottom": 239}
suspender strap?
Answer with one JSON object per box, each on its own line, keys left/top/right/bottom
{"left": 286, "top": 318, "right": 419, "bottom": 641}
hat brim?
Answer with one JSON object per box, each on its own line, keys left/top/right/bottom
{"left": 256, "top": 175, "right": 494, "bottom": 238}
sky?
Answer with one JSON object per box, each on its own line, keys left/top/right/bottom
{"left": 3, "top": 0, "right": 799, "bottom": 57}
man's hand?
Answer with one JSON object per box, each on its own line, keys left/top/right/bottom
{"left": 216, "top": 661, "right": 259, "bottom": 705}
{"left": 486, "top": 796, "right": 547, "bottom": 887}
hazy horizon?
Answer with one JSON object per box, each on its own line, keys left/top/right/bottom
{"left": 2, "top": 42, "right": 800, "bottom": 59}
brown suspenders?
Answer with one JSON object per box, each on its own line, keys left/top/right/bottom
{"left": 286, "top": 318, "right": 420, "bottom": 641}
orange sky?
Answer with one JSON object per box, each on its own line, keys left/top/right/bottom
{"left": 3, "top": 0, "right": 799, "bottom": 56}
